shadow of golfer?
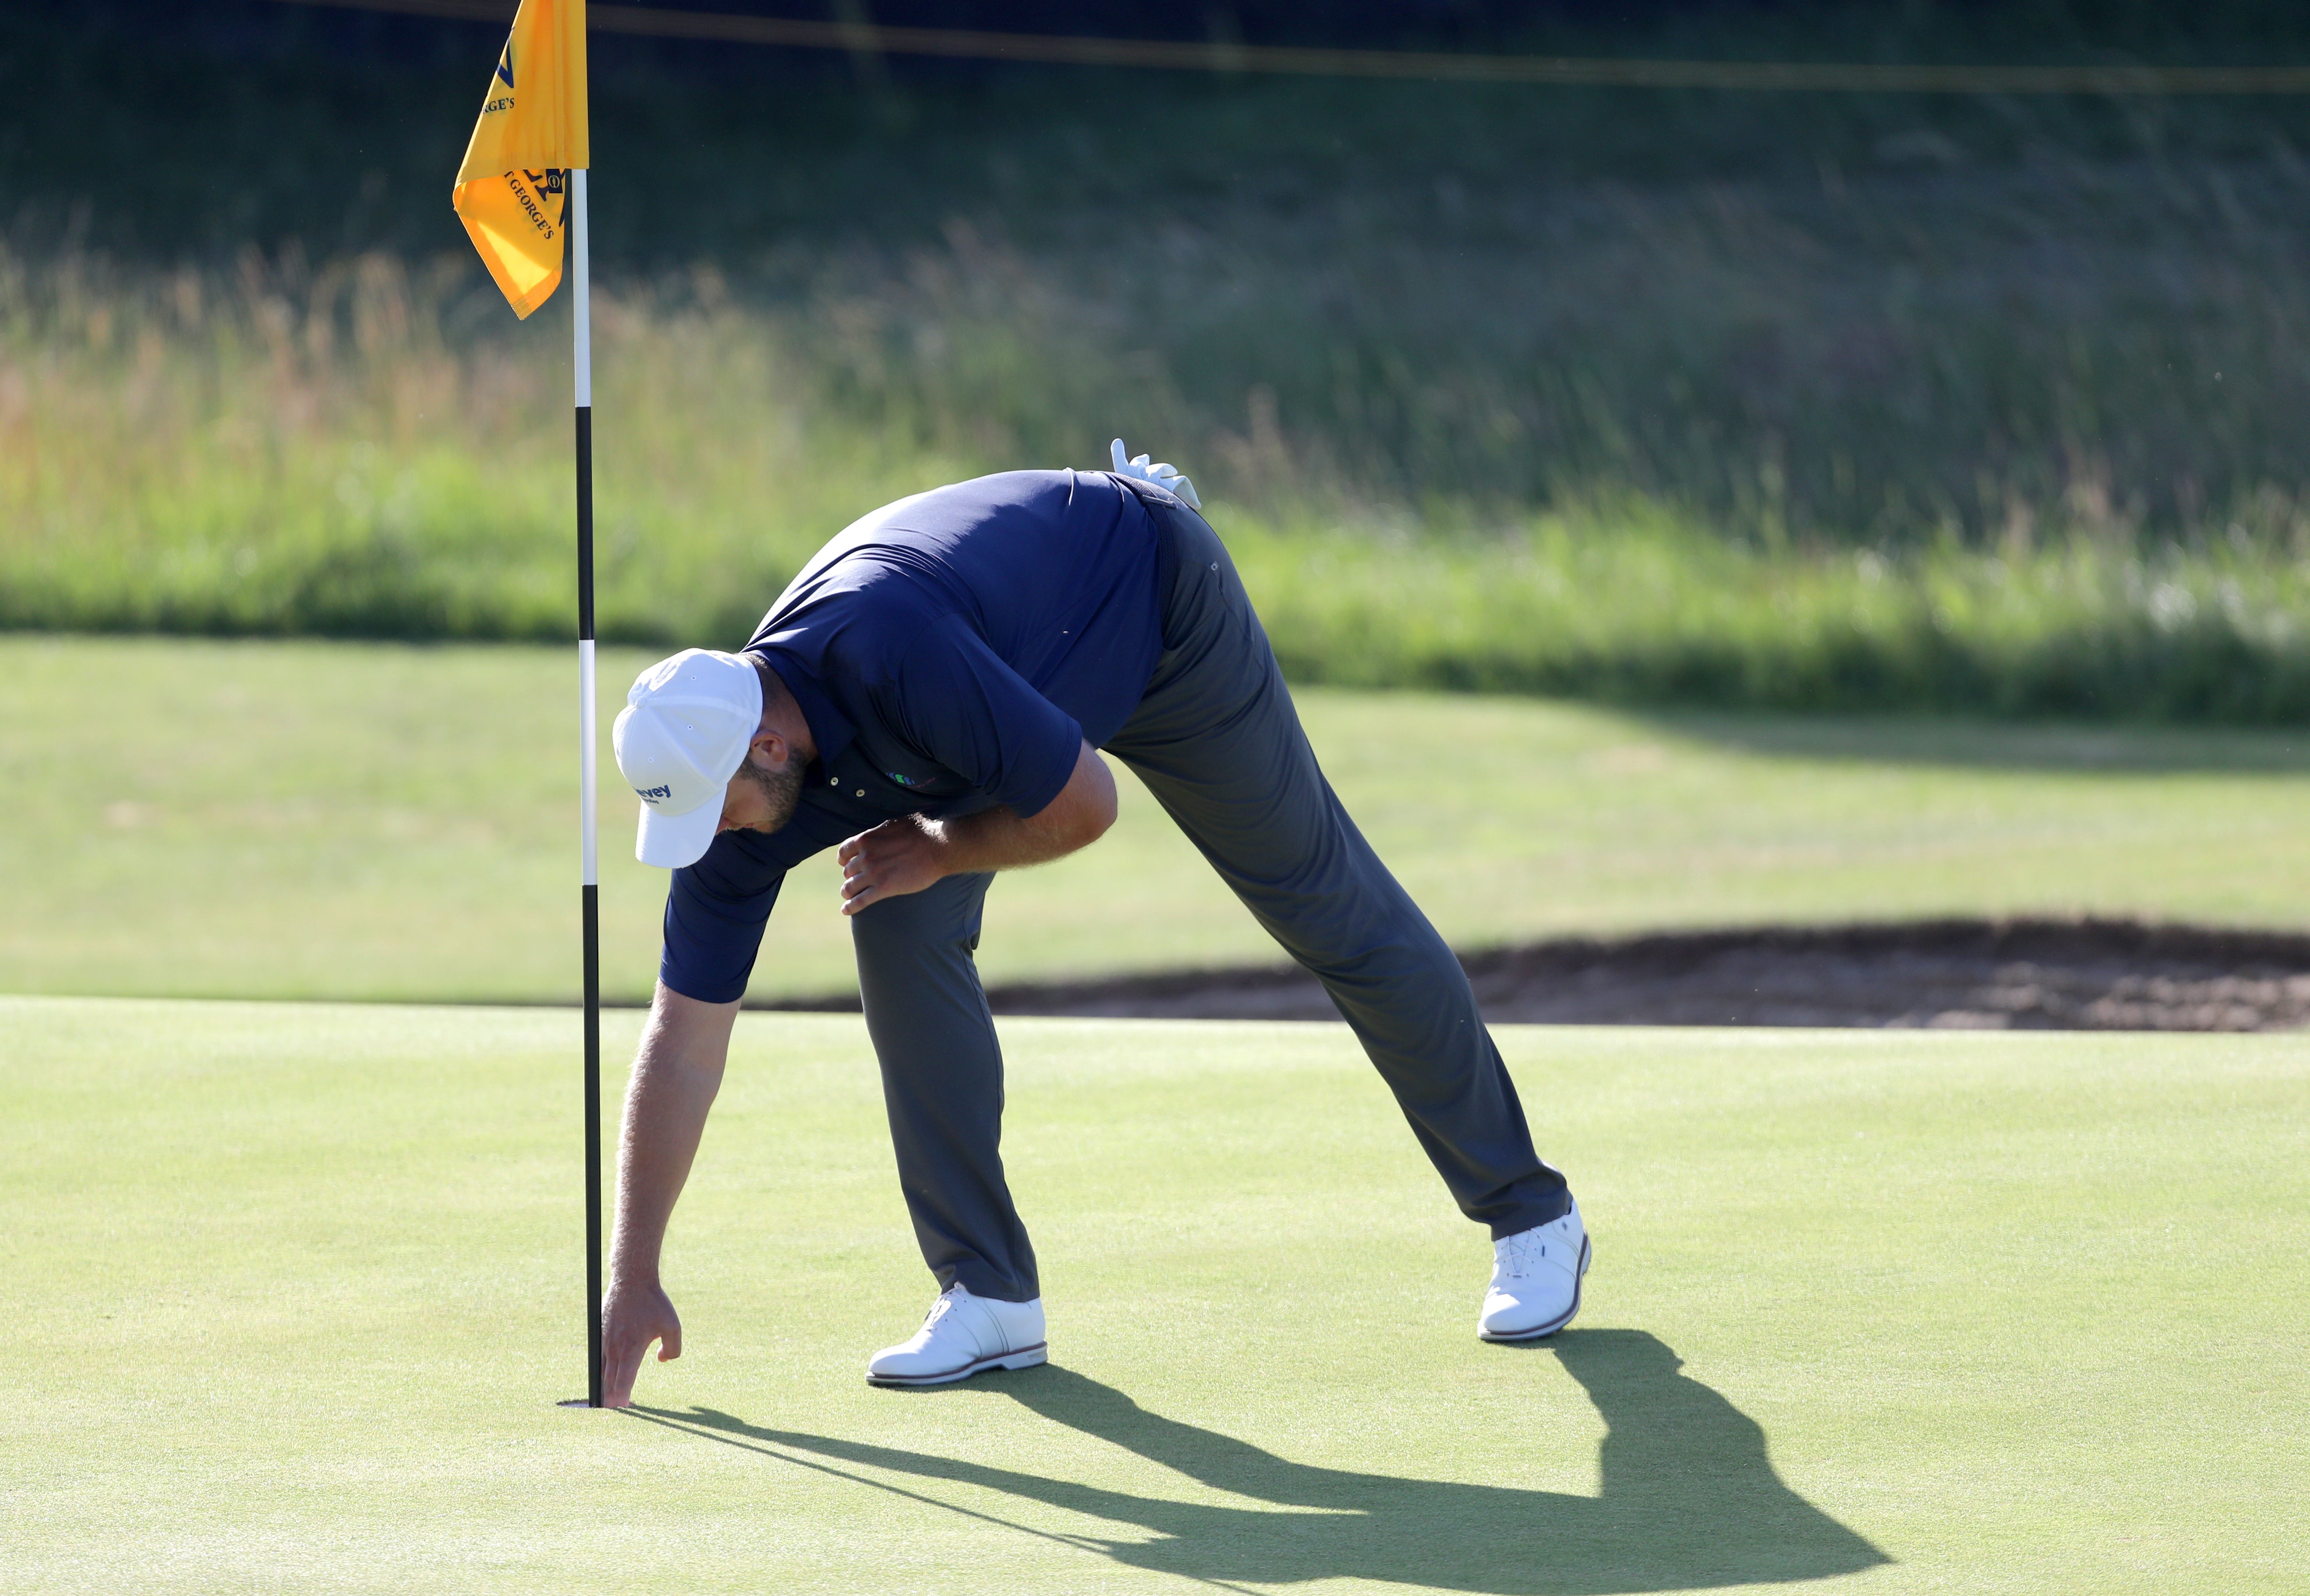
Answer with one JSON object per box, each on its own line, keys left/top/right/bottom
{"left": 641, "top": 1329, "right": 1886, "bottom": 1594}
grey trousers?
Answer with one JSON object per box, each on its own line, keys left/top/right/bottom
{"left": 850, "top": 503, "right": 1571, "bottom": 1302}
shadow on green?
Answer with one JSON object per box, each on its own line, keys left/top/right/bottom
{"left": 634, "top": 1329, "right": 1886, "bottom": 1594}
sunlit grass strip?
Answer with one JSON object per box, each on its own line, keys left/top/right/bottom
{"left": 1228, "top": 508, "right": 2310, "bottom": 721}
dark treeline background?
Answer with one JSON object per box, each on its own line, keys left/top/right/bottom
{"left": 14, "top": 1, "right": 2310, "bottom": 264}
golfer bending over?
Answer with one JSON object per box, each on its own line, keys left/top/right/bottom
{"left": 601, "top": 443, "right": 1587, "bottom": 1405}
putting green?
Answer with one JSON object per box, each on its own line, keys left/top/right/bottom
{"left": 4, "top": 998, "right": 2301, "bottom": 1592}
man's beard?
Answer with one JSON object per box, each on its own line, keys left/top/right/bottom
{"left": 741, "top": 750, "right": 806, "bottom": 834}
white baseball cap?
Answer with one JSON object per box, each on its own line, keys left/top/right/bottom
{"left": 612, "top": 648, "right": 765, "bottom": 868}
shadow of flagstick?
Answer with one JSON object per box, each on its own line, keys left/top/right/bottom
{"left": 635, "top": 1328, "right": 1887, "bottom": 1595}
{"left": 621, "top": 1406, "right": 1270, "bottom": 1596}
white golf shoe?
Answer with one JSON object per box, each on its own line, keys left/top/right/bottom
{"left": 1478, "top": 1201, "right": 1591, "bottom": 1342}
{"left": 866, "top": 1283, "right": 1049, "bottom": 1388}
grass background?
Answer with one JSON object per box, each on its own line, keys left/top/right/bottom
{"left": 14, "top": 4, "right": 2310, "bottom": 716}
{"left": 4, "top": 995, "right": 2302, "bottom": 1592}
{"left": 8, "top": 634, "right": 2309, "bottom": 1006}
{"left": 12, "top": 14, "right": 2306, "bottom": 1587}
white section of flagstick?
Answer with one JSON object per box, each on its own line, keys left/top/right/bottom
{"left": 572, "top": 168, "right": 592, "bottom": 407}
{"left": 573, "top": 169, "right": 597, "bottom": 888}
{"left": 579, "top": 639, "right": 598, "bottom": 886}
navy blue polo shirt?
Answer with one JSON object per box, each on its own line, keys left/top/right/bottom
{"left": 660, "top": 469, "right": 1169, "bottom": 1002}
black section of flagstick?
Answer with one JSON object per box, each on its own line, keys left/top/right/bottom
{"left": 583, "top": 881, "right": 603, "bottom": 1408}
{"left": 578, "top": 400, "right": 602, "bottom": 1409}
{"left": 576, "top": 406, "right": 595, "bottom": 641}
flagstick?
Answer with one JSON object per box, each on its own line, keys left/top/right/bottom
{"left": 572, "top": 166, "right": 604, "bottom": 1411}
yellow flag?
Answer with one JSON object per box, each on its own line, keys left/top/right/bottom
{"left": 453, "top": 0, "right": 590, "bottom": 319}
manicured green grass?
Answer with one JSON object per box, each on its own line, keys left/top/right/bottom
{"left": 8, "top": 634, "right": 2310, "bottom": 1005}
{"left": 4, "top": 996, "right": 2302, "bottom": 1591}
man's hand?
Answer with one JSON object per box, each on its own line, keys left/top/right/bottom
{"left": 836, "top": 741, "right": 1118, "bottom": 915}
{"left": 601, "top": 1274, "right": 682, "bottom": 1408}
{"left": 838, "top": 816, "right": 946, "bottom": 914}
{"left": 599, "top": 984, "right": 734, "bottom": 1408}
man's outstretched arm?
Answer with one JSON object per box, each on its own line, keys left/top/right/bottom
{"left": 836, "top": 739, "right": 1118, "bottom": 915}
{"left": 601, "top": 982, "right": 738, "bottom": 1407}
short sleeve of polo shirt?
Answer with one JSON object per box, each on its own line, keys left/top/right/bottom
{"left": 661, "top": 838, "right": 783, "bottom": 1005}
{"left": 885, "top": 612, "right": 1083, "bottom": 818}
{"left": 658, "top": 802, "right": 856, "bottom": 1004}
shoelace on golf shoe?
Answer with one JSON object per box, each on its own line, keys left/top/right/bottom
{"left": 920, "top": 1287, "right": 963, "bottom": 1330}
{"left": 1494, "top": 1224, "right": 1569, "bottom": 1281}
{"left": 916, "top": 1286, "right": 1006, "bottom": 1357}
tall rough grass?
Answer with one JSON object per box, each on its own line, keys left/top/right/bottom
{"left": 7, "top": 237, "right": 2310, "bottom": 721}
{"left": 0, "top": 249, "right": 974, "bottom": 644}
{"left": 1228, "top": 510, "right": 2310, "bottom": 721}
{"left": 782, "top": 150, "right": 2310, "bottom": 548}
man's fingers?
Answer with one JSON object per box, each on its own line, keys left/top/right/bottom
{"left": 840, "top": 844, "right": 881, "bottom": 902}
{"left": 599, "top": 1282, "right": 682, "bottom": 1407}
{"left": 602, "top": 1339, "right": 640, "bottom": 1407}
{"left": 839, "top": 820, "right": 899, "bottom": 864}
{"left": 836, "top": 819, "right": 932, "bottom": 914}
{"left": 603, "top": 1322, "right": 677, "bottom": 1403}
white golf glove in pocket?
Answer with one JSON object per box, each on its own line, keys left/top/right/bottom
{"left": 1110, "top": 438, "right": 1202, "bottom": 510}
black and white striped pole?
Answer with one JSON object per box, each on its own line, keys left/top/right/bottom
{"left": 571, "top": 164, "right": 605, "bottom": 1410}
